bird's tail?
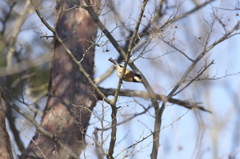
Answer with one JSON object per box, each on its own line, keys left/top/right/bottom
{"left": 108, "top": 58, "right": 119, "bottom": 66}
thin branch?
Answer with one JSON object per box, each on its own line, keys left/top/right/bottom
{"left": 171, "top": 60, "right": 214, "bottom": 97}
{"left": 94, "top": 66, "right": 115, "bottom": 85}
{"left": 95, "top": 105, "right": 152, "bottom": 131}
{"left": 127, "top": 0, "right": 148, "bottom": 54}
{"left": 99, "top": 87, "right": 211, "bottom": 113}
{"left": 167, "top": 20, "right": 240, "bottom": 97}
{"left": 124, "top": 109, "right": 190, "bottom": 152}
{"left": 83, "top": 0, "right": 127, "bottom": 60}
{"left": 6, "top": 0, "right": 31, "bottom": 69}
{"left": 191, "top": 70, "right": 240, "bottom": 81}
{"left": 162, "top": 39, "right": 194, "bottom": 62}
{"left": 158, "top": 0, "right": 216, "bottom": 34}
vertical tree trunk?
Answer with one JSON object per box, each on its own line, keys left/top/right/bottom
{"left": 21, "top": 0, "right": 99, "bottom": 158}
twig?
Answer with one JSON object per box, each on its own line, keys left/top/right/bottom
{"left": 162, "top": 39, "right": 194, "bottom": 62}
{"left": 167, "top": 21, "right": 240, "bottom": 97}
{"left": 171, "top": 60, "right": 214, "bottom": 97}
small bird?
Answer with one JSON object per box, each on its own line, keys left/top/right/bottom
{"left": 109, "top": 58, "right": 142, "bottom": 83}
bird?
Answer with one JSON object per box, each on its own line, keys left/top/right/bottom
{"left": 108, "top": 58, "right": 142, "bottom": 83}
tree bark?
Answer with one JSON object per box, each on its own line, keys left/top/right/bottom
{"left": 21, "top": 0, "right": 99, "bottom": 158}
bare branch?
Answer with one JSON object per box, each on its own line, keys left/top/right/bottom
{"left": 83, "top": 0, "right": 127, "bottom": 60}
{"left": 172, "top": 60, "right": 215, "bottom": 97}
{"left": 99, "top": 87, "right": 211, "bottom": 113}
{"left": 167, "top": 20, "right": 240, "bottom": 97}
{"left": 162, "top": 39, "right": 194, "bottom": 62}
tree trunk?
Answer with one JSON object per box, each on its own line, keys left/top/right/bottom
{"left": 21, "top": 0, "right": 99, "bottom": 158}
